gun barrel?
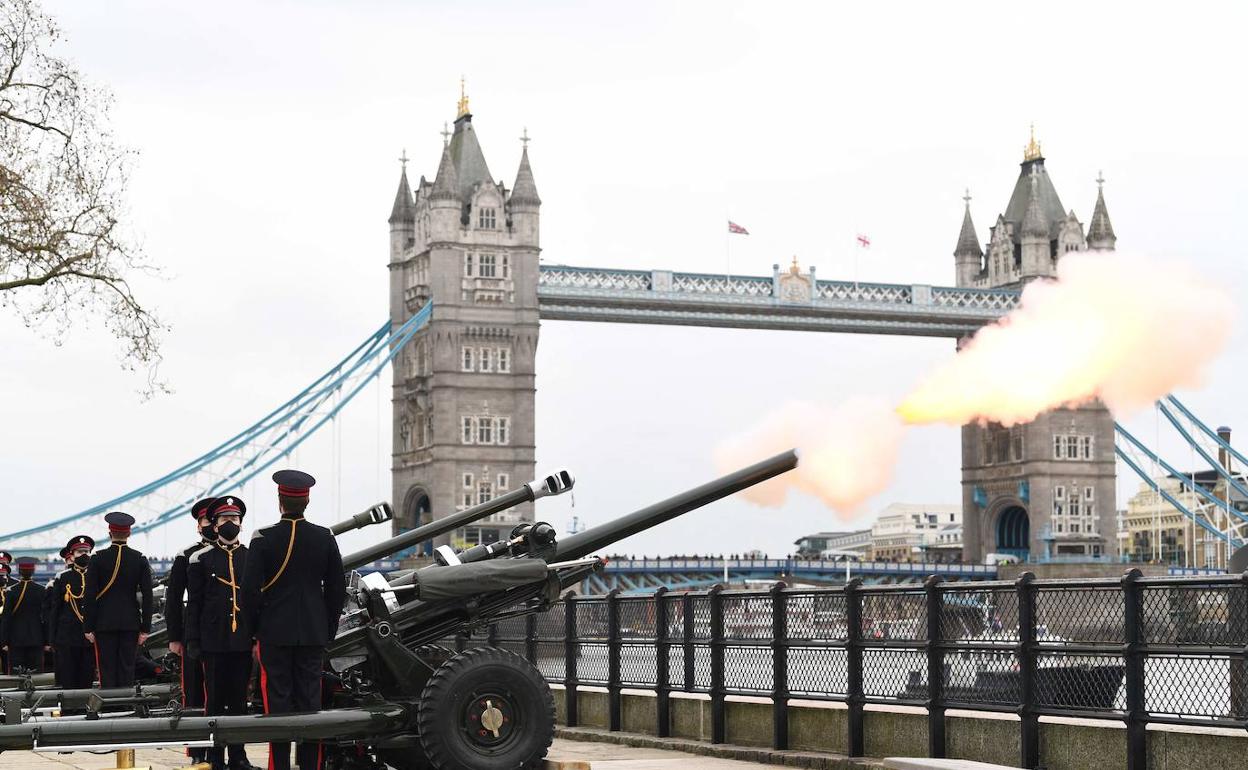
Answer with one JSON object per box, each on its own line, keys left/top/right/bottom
{"left": 330, "top": 503, "right": 394, "bottom": 536}
{"left": 554, "top": 449, "right": 798, "bottom": 560}
{"left": 0, "top": 703, "right": 409, "bottom": 752}
{"left": 341, "top": 469, "right": 574, "bottom": 571}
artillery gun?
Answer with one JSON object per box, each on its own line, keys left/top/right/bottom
{"left": 0, "top": 450, "right": 798, "bottom": 769}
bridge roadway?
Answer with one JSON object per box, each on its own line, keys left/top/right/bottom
{"left": 587, "top": 557, "right": 997, "bottom": 593}
{"left": 535, "top": 264, "right": 1019, "bottom": 338}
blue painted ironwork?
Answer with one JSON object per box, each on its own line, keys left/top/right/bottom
{"left": 1, "top": 302, "right": 433, "bottom": 550}
{"left": 1115, "top": 422, "right": 1248, "bottom": 526}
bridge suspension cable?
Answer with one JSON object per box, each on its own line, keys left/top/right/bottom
{"left": 1, "top": 303, "right": 432, "bottom": 553}
{"left": 1114, "top": 403, "right": 1247, "bottom": 559}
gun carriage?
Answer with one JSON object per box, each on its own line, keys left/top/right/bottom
{"left": 0, "top": 450, "right": 798, "bottom": 769}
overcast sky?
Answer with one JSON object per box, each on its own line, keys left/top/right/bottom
{"left": 4, "top": 0, "right": 1247, "bottom": 559}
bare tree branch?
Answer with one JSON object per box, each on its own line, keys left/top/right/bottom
{"left": 0, "top": 0, "right": 165, "bottom": 396}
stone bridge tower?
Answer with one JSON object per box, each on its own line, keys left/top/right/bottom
{"left": 386, "top": 89, "right": 540, "bottom": 552}
{"left": 956, "top": 129, "right": 1119, "bottom": 563}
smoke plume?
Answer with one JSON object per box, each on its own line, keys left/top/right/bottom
{"left": 718, "top": 251, "right": 1234, "bottom": 517}
{"left": 713, "top": 397, "right": 904, "bottom": 513}
{"left": 897, "top": 251, "right": 1234, "bottom": 425}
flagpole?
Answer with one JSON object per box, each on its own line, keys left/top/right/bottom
{"left": 725, "top": 211, "right": 731, "bottom": 284}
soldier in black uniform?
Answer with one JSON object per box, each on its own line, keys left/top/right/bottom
{"left": 82, "top": 512, "right": 154, "bottom": 687}
{"left": 165, "top": 497, "right": 216, "bottom": 766}
{"left": 1, "top": 558, "right": 46, "bottom": 673}
{"left": 188, "top": 496, "right": 259, "bottom": 770}
{"left": 46, "top": 535, "right": 96, "bottom": 689}
{"left": 241, "top": 470, "right": 346, "bottom": 770}
{"left": 0, "top": 560, "right": 10, "bottom": 675}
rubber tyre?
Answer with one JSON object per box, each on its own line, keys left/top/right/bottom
{"left": 417, "top": 646, "right": 555, "bottom": 770}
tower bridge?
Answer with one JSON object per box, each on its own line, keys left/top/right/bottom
{"left": 8, "top": 97, "right": 1245, "bottom": 577}
{"left": 385, "top": 100, "right": 1122, "bottom": 567}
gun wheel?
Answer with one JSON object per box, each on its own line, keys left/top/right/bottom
{"left": 417, "top": 646, "right": 554, "bottom": 770}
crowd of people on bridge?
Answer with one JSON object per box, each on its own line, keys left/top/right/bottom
{"left": 0, "top": 469, "right": 344, "bottom": 770}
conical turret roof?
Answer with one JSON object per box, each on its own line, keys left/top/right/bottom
{"left": 1020, "top": 174, "right": 1049, "bottom": 238}
{"left": 388, "top": 167, "right": 415, "bottom": 224}
{"left": 510, "top": 146, "right": 541, "bottom": 207}
{"left": 448, "top": 114, "right": 493, "bottom": 200}
{"left": 1087, "top": 179, "right": 1117, "bottom": 249}
{"left": 430, "top": 141, "right": 460, "bottom": 201}
{"left": 1004, "top": 158, "right": 1066, "bottom": 241}
{"left": 954, "top": 197, "right": 982, "bottom": 257}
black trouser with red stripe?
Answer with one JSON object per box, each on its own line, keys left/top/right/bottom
{"left": 181, "top": 650, "right": 207, "bottom": 762}
{"left": 53, "top": 644, "right": 95, "bottom": 689}
{"left": 7, "top": 645, "right": 42, "bottom": 673}
{"left": 204, "top": 651, "right": 253, "bottom": 768}
{"left": 93, "top": 630, "right": 138, "bottom": 687}
{"left": 259, "top": 644, "right": 324, "bottom": 770}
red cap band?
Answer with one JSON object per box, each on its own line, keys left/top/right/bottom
{"left": 214, "top": 503, "right": 241, "bottom": 515}
{"left": 277, "top": 485, "right": 310, "bottom": 497}
{"left": 108, "top": 524, "right": 131, "bottom": 533}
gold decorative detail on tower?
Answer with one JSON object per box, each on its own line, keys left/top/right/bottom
{"left": 1023, "top": 123, "right": 1042, "bottom": 162}
{"left": 457, "top": 76, "right": 470, "bottom": 118}
{"left": 790, "top": 255, "right": 801, "bottom": 275}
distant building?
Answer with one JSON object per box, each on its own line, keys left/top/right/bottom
{"left": 868, "top": 504, "right": 961, "bottom": 562}
{"left": 923, "top": 522, "right": 964, "bottom": 562}
{"left": 793, "top": 530, "right": 870, "bottom": 558}
{"left": 1122, "top": 472, "right": 1247, "bottom": 567}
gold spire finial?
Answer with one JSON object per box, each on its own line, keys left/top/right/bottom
{"left": 457, "top": 76, "right": 470, "bottom": 118}
{"left": 790, "top": 255, "right": 801, "bottom": 275}
{"left": 1023, "top": 123, "right": 1042, "bottom": 162}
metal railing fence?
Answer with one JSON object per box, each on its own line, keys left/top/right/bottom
{"left": 458, "top": 569, "right": 1248, "bottom": 770}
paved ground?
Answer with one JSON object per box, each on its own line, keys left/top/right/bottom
{"left": 0, "top": 739, "right": 774, "bottom": 769}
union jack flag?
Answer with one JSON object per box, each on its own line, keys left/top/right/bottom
{"left": 856, "top": 234, "right": 871, "bottom": 248}
{"left": 728, "top": 220, "right": 750, "bottom": 235}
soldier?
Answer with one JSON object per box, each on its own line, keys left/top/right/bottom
{"left": 241, "top": 470, "right": 346, "bottom": 770}
{"left": 1, "top": 558, "right": 47, "bottom": 673}
{"left": 166, "top": 497, "right": 216, "bottom": 767}
{"left": 188, "top": 496, "right": 259, "bottom": 770}
{"left": 0, "top": 560, "right": 10, "bottom": 674}
{"left": 46, "top": 536, "right": 95, "bottom": 689}
{"left": 82, "top": 512, "right": 154, "bottom": 687}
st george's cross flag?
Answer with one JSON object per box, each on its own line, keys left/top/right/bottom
{"left": 856, "top": 233, "right": 871, "bottom": 248}
{"left": 728, "top": 220, "right": 750, "bottom": 235}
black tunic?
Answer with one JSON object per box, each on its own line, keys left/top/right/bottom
{"left": 187, "top": 543, "right": 253, "bottom": 653}
{"left": 165, "top": 540, "right": 210, "bottom": 644}
{"left": 240, "top": 514, "right": 346, "bottom": 646}
{"left": 46, "top": 567, "right": 90, "bottom": 648}
{"left": 82, "top": 543, "right": 154, "bottom": 633}
{"left": 1, "top": 579, "right": 46, "bottom": 647}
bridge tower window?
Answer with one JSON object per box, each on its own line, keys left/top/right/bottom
{"left": 461, "top": 416, "right": 474, "bottom": 444}
{"left": 462, "top": 346, "right": 475, "bottom": 372}
{"left": 479, "top": 254, "right": 497, "bottom": 278}
{"left": 497, "top": 348, "right": 511, "bottom": 373}
{"left": 478, "top": 208, "right": 496, "bottom": 229}
{"left": 464, "top": 253, "right": 474, "bottom": 277}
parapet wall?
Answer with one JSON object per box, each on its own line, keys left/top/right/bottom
{"left": 554, "top": 688, "right": 1246, "bottom": 770}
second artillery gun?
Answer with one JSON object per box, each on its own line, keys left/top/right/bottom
{"left": 0, "top": 450, "right": 799, "bottom": 769}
